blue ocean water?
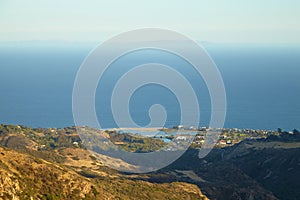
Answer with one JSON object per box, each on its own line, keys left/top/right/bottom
{"left": 0, "top": 41, "right": 299, "bottom": 131}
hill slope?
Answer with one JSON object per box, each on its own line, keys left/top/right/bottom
{"left": 0, "top": 124, "right": 209, "bottom": 200}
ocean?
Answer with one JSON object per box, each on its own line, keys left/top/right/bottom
{"left": 0, "top": 41, "right": 299, "bottom": 131}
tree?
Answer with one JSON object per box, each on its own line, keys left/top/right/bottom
{"left": 293, "top": 129, "right": 299, "bottom": 135}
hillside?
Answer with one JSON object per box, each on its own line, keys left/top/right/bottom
{"left": 1, "top": 123, "right": 300, "bottom": 199}
{"left": 0, "top": 124, "right": 208, "bottom": 200}
{"left": 155, "top": 138, "right": 300, "bottom": 200}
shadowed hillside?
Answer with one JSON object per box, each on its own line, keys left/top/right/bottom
{"left": 152, "top": 136, "right": 300, "bottom": 200}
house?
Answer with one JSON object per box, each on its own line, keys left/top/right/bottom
{"left": 176, "top": 136, "right": 187, "bottom": 141}
{"left": 73, "top": 142, "right": 79, "bottom": 146}
{"left": 226, "top": 140, "right": 232, "bottom": 144}
{"left": 177, "top": 125, "right": 184, "bottom": 129}
{"left": 195, "top": 135, "right": 204, "bottom": 140}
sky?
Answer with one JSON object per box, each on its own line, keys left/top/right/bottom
{"left": 0, "top": 0, "right": 300, "bottom": 43}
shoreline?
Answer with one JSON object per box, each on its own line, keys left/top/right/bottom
{"left": 1, "top": 122, "right": 297, "bottom": 133}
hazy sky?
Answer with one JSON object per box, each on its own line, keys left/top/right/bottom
{"left": 0, "top": 0, "right": 299, "bottom": 43}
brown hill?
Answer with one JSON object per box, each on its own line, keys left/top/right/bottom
{"left": 0, "top": 146, "right": 208, "bottom": 200}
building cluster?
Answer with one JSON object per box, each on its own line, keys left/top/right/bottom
{"left": 170, "top": 125, "right": 281, "bottom": 147}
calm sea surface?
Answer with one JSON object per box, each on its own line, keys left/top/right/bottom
{"left": 0, "top": 42, "right": 299, "bottom": 131}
